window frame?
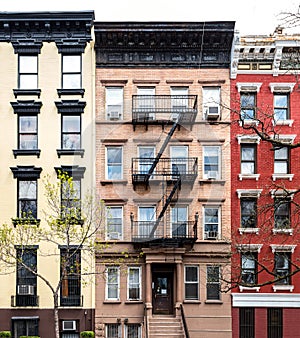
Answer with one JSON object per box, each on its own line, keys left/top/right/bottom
{"left": 106, "top": 146, "right": 123, "bottom": 180}
{"left": 18, "top": 179, "right": 38, "bottom": 219}
{"left": 125, "top": 324, "right": 141, "bottom": 338}
{"left": 18, "top": 54, "right": 38, "bottom": 90}
{"left": 268, "top": 308, "right": 283, "bottom": 338}
{"left": 240, "top": 198, "right": 257, "bottom": 229}
{"left": 170, "top": 205, "right": 188, "bottom": 238}
{"left": 241, "top": 252, "right": 257, "bottom": 285}
{"left": 202, "top": 86, "right": 221, "bottom": 118}
{"left": 61, "top": 114, "right": 82, "bottom": 150}
{"left": 18, "top": 115, "right": 38, "bottom": 151}
{"left": 106, "top": 323, "right": 121, "bottom": 338}
{"left": 12, "top": 317, "right": 39, "bottom": 338}
{"left": 127, "top": 266, "right": 142, "bottom": 301}
{"left": 62, "top": 54, "right": 82, "bottom": 89}
{"left": 106, "top": 206, "right": 123, "bottom": 240}
{"left": 203, "top": 206, "right": 220, "bottom": 240}
{"left": 184, "top": 265, "right": 199, "bottom": 300}
{"left": 241, "top": 144, "right": 257, "bottom": 175}
{"left": 106, "top": 87, "right": 124, "bottom": 120}
{"left": 206, "top": 265, "right": 221, "bottom": 300}
{"left": 106, "top": 266, "right": 120, "bottom": 300}
{"left": 274, "top": 252, "right": 291, "bottom": 285}
{"left": 239, "top": 307, "right": 255, "bottom": 338}
{"left": 274, "top": 146, "right": 289, "bottom": 174}
{"left": 274, "top": 93, "right": 289, "bottom": 121}
{"left": 240, "top": 92, "right": 256, "bottom": 120}
{"left": 203, "top": 146, "right": 221, "bottom": 179}
{"left": 274, "top": 198, "right": 290, "bottom": 229}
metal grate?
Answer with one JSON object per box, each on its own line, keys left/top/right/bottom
{"left": 239, "top": 307, "right": 255, "bottom": 338}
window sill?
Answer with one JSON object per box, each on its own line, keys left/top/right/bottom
{"left": 103, "top": 300, "right": 122, "bottom": 304}
{"left": 272, "top": 174, "right": 294, "bottom": 181}
{"left": 12, "top": 218, "right": 40, "bottom": 226}
{"left": 273, "top": 285, "right": 294, "bottom": 292}
{"left": 273, "top": 119, "right": 294, "bottom": 127}
{"left": 199, "top": 179, "right": 225, "bottom": 185}
{"left": 239, "top": 174, "right": 260, "bottom": 181}
{"left": 205, "top": 300, "right": 223, "bottom": 304}
{"left": 13, "top": 149, "right": 41, "bottom": 158}
{"left": 273, "top": 228, "right": 293, "bottom": 235}
{"left": 57, "top": 149, "right": 85, "bottom": 158}
{"left": 125, "top": 300, "right": 143, "bottom": 304}
{"left": 100, "top": 180, "right": 128, "bottom": 185}
{"left": 183, "top": 300, "right": 201, "bottom": 304}
{"left": 57, "top": 88, "right": 85, "bottom": 98}
{"left": 13, "top": 89, "right": 41, "bottom": 98}
{"left": 239, "top": 228, "right": 259, "bottom": 235}
{"left": 239, "top": 119, "right": 259, "bottom": 126}
{"left": 239, "top": 286, "right": 260, "bottom": 292}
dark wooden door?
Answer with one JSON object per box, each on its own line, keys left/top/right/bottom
{"left": 152, "top": 272, "right": 173, "bottom": 314}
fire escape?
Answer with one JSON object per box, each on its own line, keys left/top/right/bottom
{"left": 131, "top": 95, "right": 198, "bottom": 248}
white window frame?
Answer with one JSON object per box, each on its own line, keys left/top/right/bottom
{"left": 171, "top": 87, "right": 188, "bottom": 121}
{"left": 202, "top": 87, "right": 221, "bottom": 119}
{"left": 206, "top": 265, "right": 221, "bottom": 300}
{"left": 19, "top": 55, "right": 38, "bottom": 89}
{"left": 170, "top": 145, "right": 188, "bottom": 176}
{"left": 203, "top": 146, "right": 221, "bottom": 180}
{"left": 137, "top": 87, "right": 155, "bottom": 120}
{"left": 138, "top": 146, "right": 155, "bottom": 176}
{"left": 106, "top": 267, "right": 120, "bottom": 300}
{"left": 184, "top": 265, "right": 199, "bottom": 300}
{"left": 62, "top": 54, "right": 82, "bottom": 89}
{"left": 106, "top": 146, "right": 123, "bottom": 180}
{"left": 203, "top": 206, "right": 220, "bottom": 240}
{"left": 170, "top": 205, "right": 188, "bottom": 238}
{"left": 138, "top": 206, "right": 156, "bottom": 238}
{"left": 106, "top": 206, "right": 123, "bottom": 240}
{"left": 127, "top": 266, "right": 142, "bottom": 300}
{"left": 106, "top": 87, "right": 124, "bottom": 120}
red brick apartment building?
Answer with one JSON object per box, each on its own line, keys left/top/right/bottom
{"left": 94, "top": 22, "right": 234, "bottom": 338}
{"left": 231, "top": 30, "right": 300, "bottom": 337}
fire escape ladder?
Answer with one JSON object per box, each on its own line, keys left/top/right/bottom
{"left": 149, "top": 174, "right": 182, "bottom": 238}
{"left": 144, "top": 121, "right": 178, "bottom": 185}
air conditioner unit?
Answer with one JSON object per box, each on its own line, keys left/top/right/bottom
{"left": 17, "top": 285, "right": 34, "bottom": 295}
{"left": 206, "top": 106, "right": 220, "bottom": 119}
{"left": 107, "top": 105, "right": 122, "bottom": 120}
{"left": 205, "top": 231, "right": 218, "bottom": 240}
{"left": 207, "top": 171, "right": 218, "bottom": 180}
{"left": 108, "top": 232, "right": 122, "bottom": 240}
{"left": 62, "top": 320, "right": 76, "bottom": 331}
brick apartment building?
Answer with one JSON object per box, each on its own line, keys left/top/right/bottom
{"left": 231, "top": 30, "right": 300, "bottom": 337}
{"left": 0, "top": 12, "right": 95, "bottom": 337}
{"left": 94, "top": 22, "right": 234, "bottom": 338}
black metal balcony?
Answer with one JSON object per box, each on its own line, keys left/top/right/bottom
{"left": 132, "top": 157, "right": 198, "bottom": 185}
{"left": 60, "top": 295, "right": 83, "bottom": 307}
{"left": 11, "top": 295, "right": 39, "bottom": 307}
{"left": 132, "top": 95, "right": 197, "bottom": 126}
{"left": 131, "top": 220, "right": 197, "bottom": 247}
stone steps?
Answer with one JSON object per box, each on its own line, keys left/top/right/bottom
{"left": 148, "top": 315, "right": 185, "bottom": 338}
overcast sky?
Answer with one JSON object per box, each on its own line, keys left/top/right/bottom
{"left": 0, "top": 0, "right": 299, "bottom": 35}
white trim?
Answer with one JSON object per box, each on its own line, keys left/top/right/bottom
{"left": 239, "top": 173, "right": 260, "bottom": 181}
{"left": 232, "top": 293, "right": 300, "bottom": 307}
{"left": 203, "top": 205, "right": 221, "bottom": 240}
{"left": 272, "top": 228, "right": 293, "bottom": 235}
{"left": 272, "top": 173, "right": 294, "bottom": 181}
{"left": 236, "top": 82, "right": 262, "bottom": 92}
{"left": 105, "top": 206, "right": 123, "bottom": 241}
{"left": 273, "top": 285, "right": 294, "bottom": 292}
{"left": 236, "top": 189, "right": 262, "bottom": 199}
{"left": 105, "top": 266, "right": 120, "bottom": 300}
{"left": 270, "top": 244, "right": 296, "bottom": 253}
{"left": 239, "top": 286, "right": 260, "bottom": 292}
{"left": 237, "top": 244, "right": 263, "bottom": 253}
{"left": 273, "top": 119, "right": 294, "bottom": 127}
{"left": 127, "top": 266, "right": 142, "bottom": 301}
{"left": 105, "top": 146, "right": 123, "bottom": 180}
{"left": 237, "top": 134, "right": 261, "bottom": 144}
{"left": 272, "top": 134, "right": 296, "bottom": 143}
{"left": 270, "top": 189, "right": 296, "bottom": 199}
{"left": 184, "top": 265, "right": 199, "bottom": 300}
{"left": 203, "top": 145, "right": 221, "bottom": 180}
{"left": 269, "top": 82, "right": 295, "bottom": 93}
{"left": 239, "top": 228, "right": 259, "bottom": 235}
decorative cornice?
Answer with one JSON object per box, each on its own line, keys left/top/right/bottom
{"left": 11, "top": 100, "right": 42, "bottom": 114}
{"left": 55, "top": 100, "right": 86, "bottom": 114}
{"left": 94, "top": 21, "right": 235, "bottom": 68}
{"left": 0, "top": 11, "right": 94, "bottom": 51}
{"left": 10, "top": 165, "right": 42, "bottom": 179}
{"left": 55, "top": 165, "right": 86, "bottom": 179}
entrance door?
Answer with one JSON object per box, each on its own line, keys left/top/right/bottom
{"left": 152, "top": 272, "right": 173, "bottom": 314}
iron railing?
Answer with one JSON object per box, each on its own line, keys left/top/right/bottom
{"left": 11, "top": 295, "right": 39, "bottom": 307}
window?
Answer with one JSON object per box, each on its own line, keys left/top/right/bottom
{"left": 171, "top": 87, "right": 188, "bottom": 120}
{"left": 138, "top": 146, "right": 155, "bottom": 175}
{"left": 18, "top": 115, "right": 38, "bottom": 150}
{"left": 275, "top": 252, "right": 290, "bottom": 285}
{"left": 128, "top": 267, "right": 141, "bottom": 300}
{"left": 239, "top": 308, "right": 255, "bottom": 338}
{"left": 206, "top": 266, "right": 220, "bottom": 300}
{"left": 202, "top": 87, "right": 221, "bottom": 119}
{"left": 12, "top": 317, "right": 39, "bottom": 338}
{"left": 241, "top": 253, "right": 257, "bottom": 285}
{"left": 18, "top": 55, "right": 38, "bottom": 89}
{"left": 171, "top": 206, "right": 187, "bottom": 238}
{"left": 106, "top": 324, "right": 121, "bottom": 338}
{"left": 170, "top": 146, "right": 188, "bottom": 176}
{"left": 241, "top": 198, "right": 257, "bottom": 228}
{"left": 61, "top": 178, "right": 81, "bottom": 220}
{"left": 203, "top": 146, "right": 220, "bottom": 179}
{"left": 240, "top": 93, "right": 256, "bottom": 120}
{"left": 138, "top": 206, "right": 156, "bottom": 238}
{"left": 62, "top": 115, "right": 81, "bottom": 150}
{"left": 106, "top": 146, "right": 123, "bottom": 180}
{"left": 268, "top": 308, "right": 283, "bottom": 338}
{"left": 62, "top": 55, "right": 81, "bottom": 89}
{"left": 18, "top": 180, "right": 37, "bottom": 219}
{"left": 274, "top": 198, "right": 290, "bottom": 229}
{"left": 126, "top": 324, "right": 141, "bottom": 338}
{"left": 106, "top": 267, "right": 120, "bottom": 300}
{"left": 274, "top": 147, "right": 289, "bottom": 174}
{"left": 274, "top": 94, "right": 289, "bottom": 121}
{"left": 106, "top": 87, "right": 123, "bottom": 120}
{"left": 16, "top": 248, "right": 37, "bottom": 306}
{"left": 60, "top": 248, "right": 81, "bottom": 306}
{"left": 241, "top": 144, "right": 256, "bottom": 174}
{"left": 204, "top": 207, "right": 220, "bottom": 239}
{"left": 137, "top": 87, "right": 155, "bottom": 120}
{"left": 106, "top": 206, "right": 123, "bottom": 240}
{"left": 184, "top": 265, "right": 199, "bottom": 300}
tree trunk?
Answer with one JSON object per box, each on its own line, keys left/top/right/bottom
{"left": 53, "top": 293, "right": 60, "bottom": 338}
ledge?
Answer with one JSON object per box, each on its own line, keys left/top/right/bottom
{"left": 13, "top": 89, "right": 41, "bottom": 99}
{"left": 273, "top": 285, "right": 294, "bottom": 292}
{"left": 199, "top": 179, "right": 225, "bottom": 185}
{"left": 57, "top": 149, "right": 85, "bottom": 158}
{"left": 272, "top": 173, "right": 294, "bottom": 181}
{"left": 272, "top": 228, "right": 293, "bottom": 235}
{"left": 238, "top": 174, "right": 260, "bottom": 181}
{"left": 239, "top": 286, "right": 260, "bottom": 292}
{"left": 183, "top": 300, "right": 201, "bottom": 304}
{"left": 124, "top": 300, "right": 143, "bottom": 304}
{"left": 205, "top": 300, "right": 223, "bottom": 304}
{"left": 273, "top": 119, "right": 294, "bottom": 127}
{"left": 239, "top": 119, "right": 259, "bottom": 127}
{"left": 100, "top": 180, "right": 128, "bottom": 185}
{"left": 103, "top": 300, "right": 122, "bottom": 304}
{"left": 13, "top": 149, "right": 41, "bottom": 158}
{"left": 57, "top": 88, "right": 85, "bottom": 98}
{"left": 12, "top": 218, "right": 40, "bottom": 226}
{"left": 239, "top": 228, "right": 259, "bottom": 235}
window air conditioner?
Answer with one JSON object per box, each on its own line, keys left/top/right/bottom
{"left": 205, "top": 231, "right": 218, "bottom": 240}
{"left": 107, "top": 105, "right": 122, "bottom": 120}
{"left": 108, "top": 232, "right": 122, "bottom": 240}
{"left": 17, "top": 284, "right": 34, "bottom": 295}
{"left": 62, "top": 320, "right": 76, "bottom": 331}
{"left": 206, "top": 106, "right": 220, "bottom": 119}
{"left": 207, "top": 171, "right": 218, "bottom": 180}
